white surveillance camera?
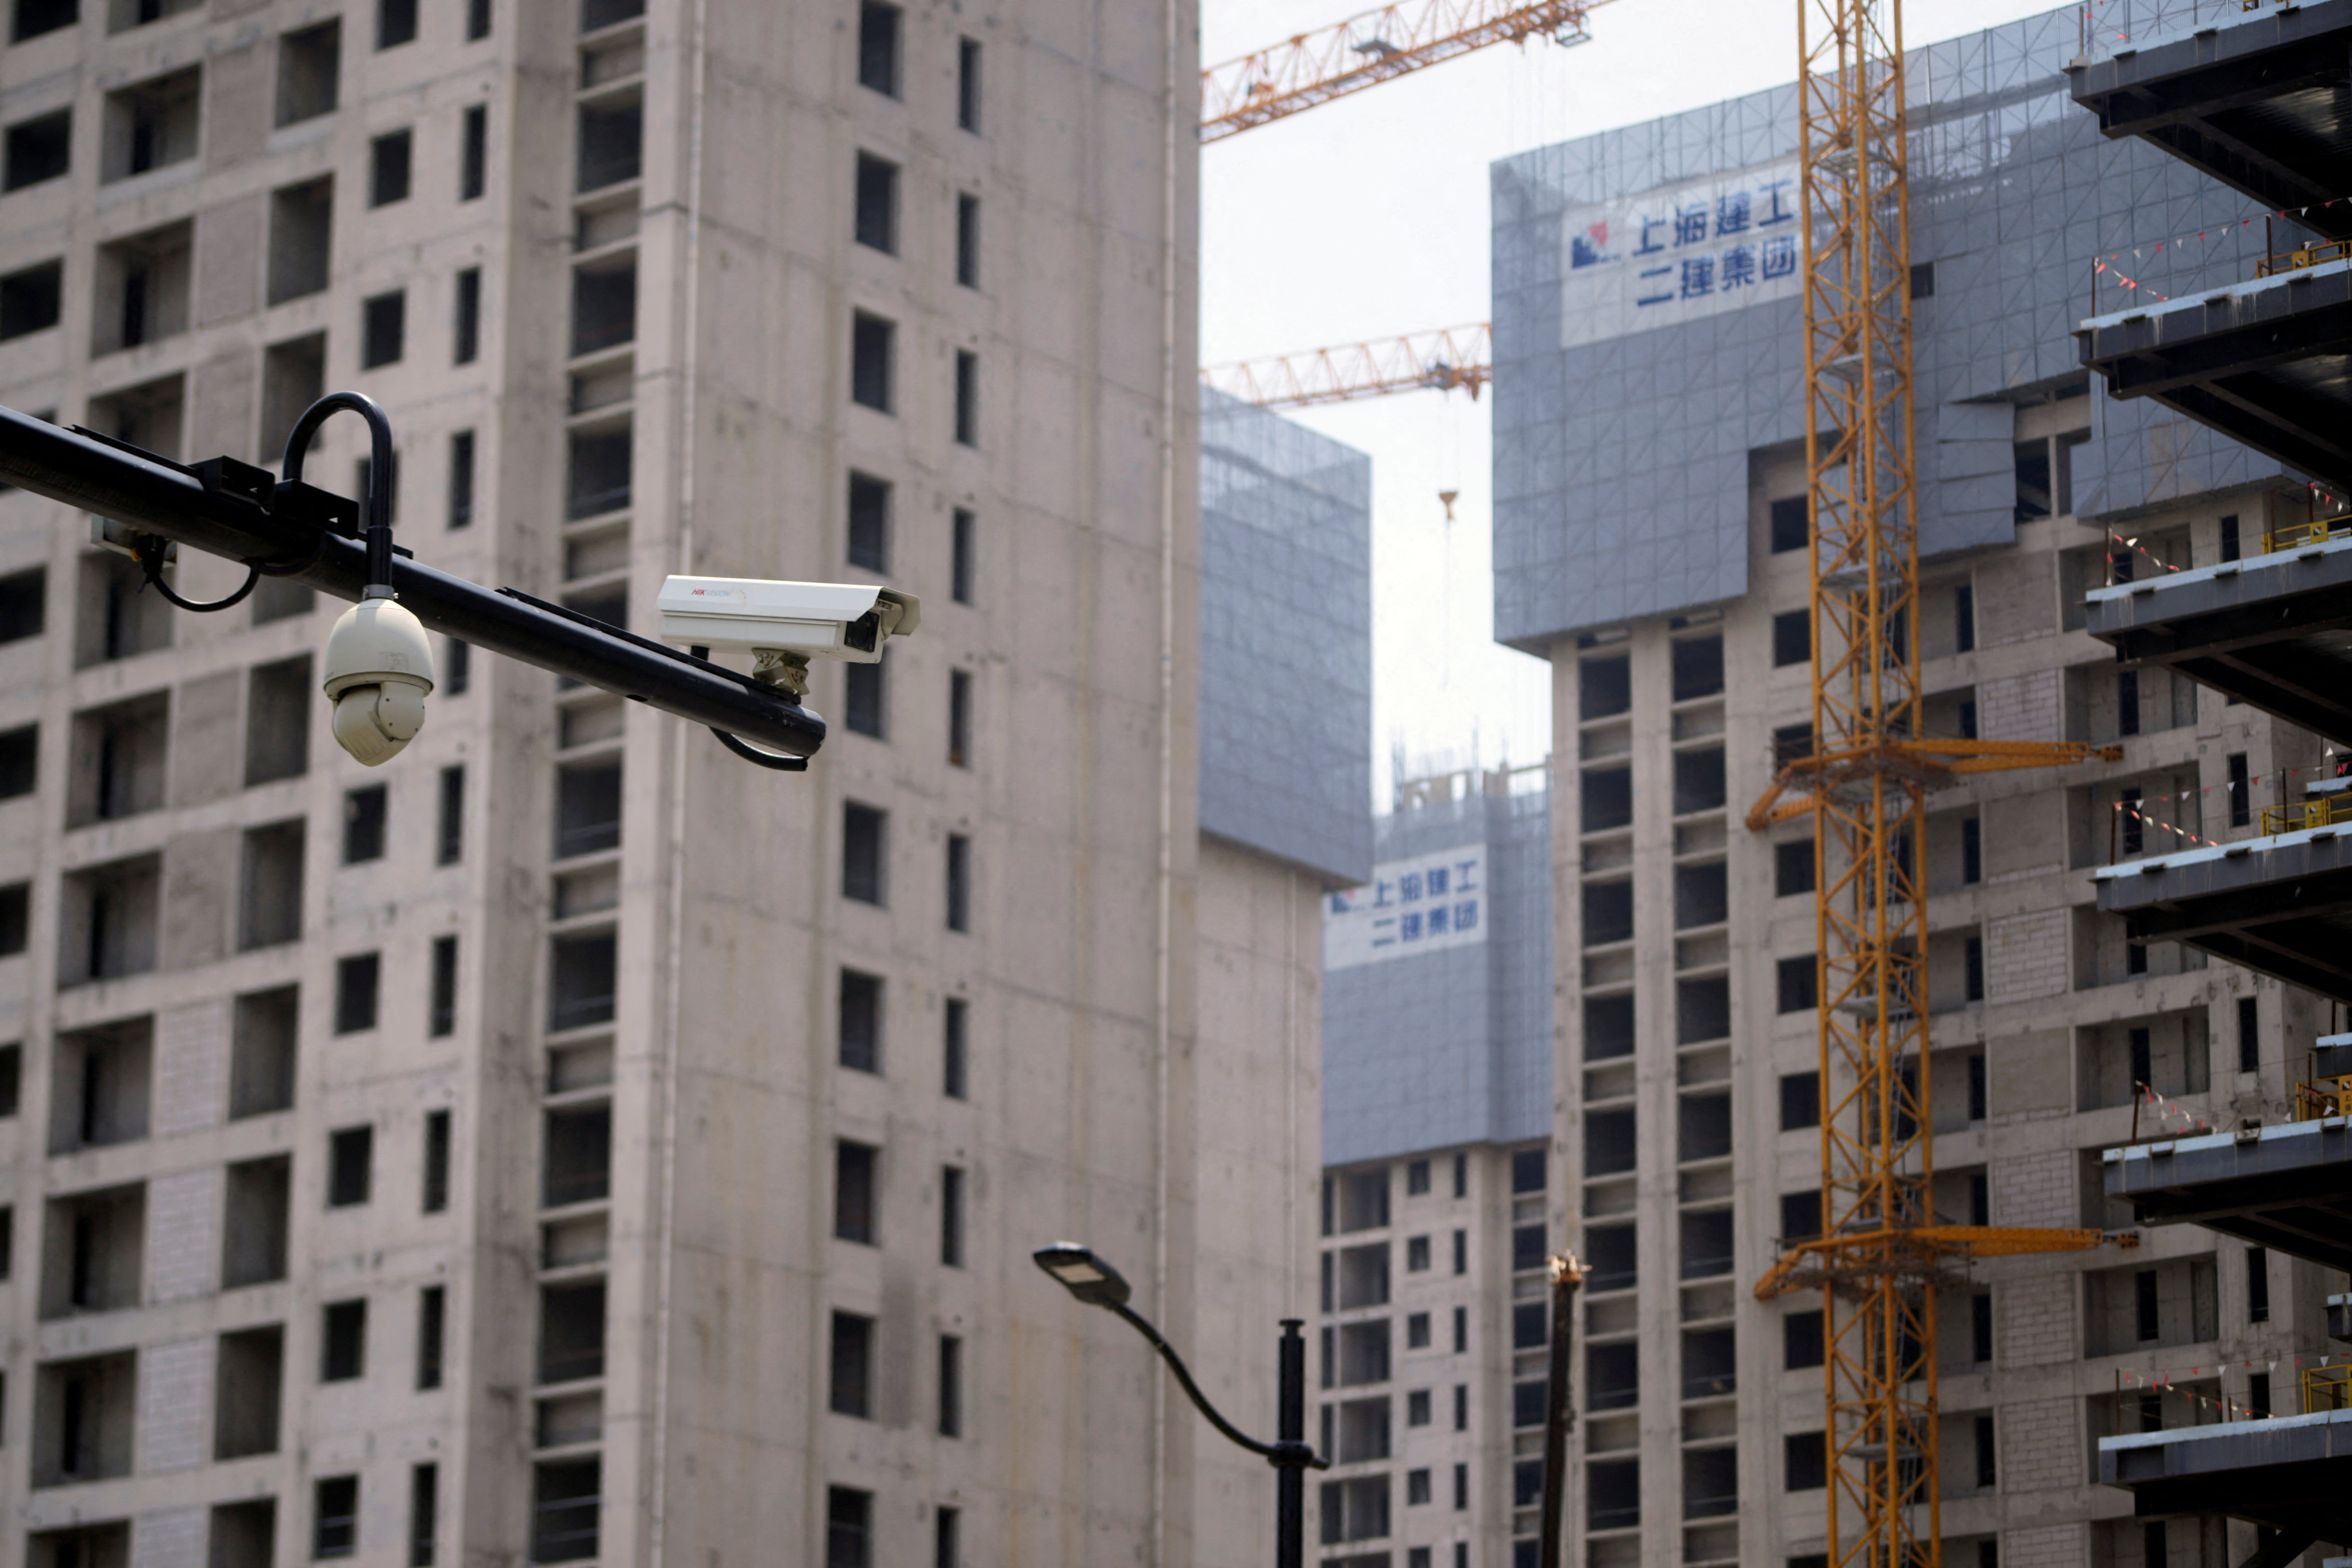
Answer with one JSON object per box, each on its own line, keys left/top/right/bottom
{"left": 322, "top": 593, "right": 435, "bottom": 766}
{"left": 656, "top": 576, "right": 920, "bottom": 697}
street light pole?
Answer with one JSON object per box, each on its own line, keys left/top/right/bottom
{"left": 1276, "top": 1315, "right": 1307, "bottom": 1568}
{"left": 1034, "top": 1243, "right": 1327, "bottom": 1568}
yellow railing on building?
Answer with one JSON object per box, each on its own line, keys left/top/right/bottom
{"left": 2303, "top": 1364, "right": 2352, "bottom": 1413}
{"left": 2256, "top": 237, "right": 2352, "bottom": 278}
{"left": 2294, "top": 1073, "right": 2352, "bottom": 1122}
{"left": 2261, "top": 513, "right": 2352, "bottom": 554}
{"left": 2256, "top": 792, "right": 2352, "bottom": 837}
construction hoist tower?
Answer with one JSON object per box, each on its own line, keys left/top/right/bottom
{"left": 1747, "top": 5, "right": 2133, "bottom": 1567}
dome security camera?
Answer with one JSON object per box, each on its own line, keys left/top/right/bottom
{"left": 323, "top": 591, "right": 435, "bottom": 766}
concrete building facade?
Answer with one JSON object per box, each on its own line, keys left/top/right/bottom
{"left": 1490, "top": 8, "right": 2344, "bottom": 1567}
{"left": 1315, "top": 762, "right": 1554, "bottom": 1568}
{"left": 0, "top": 2, "right": 1368, "bottom": 1566}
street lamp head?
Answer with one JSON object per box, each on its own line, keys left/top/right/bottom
{"left": 1033, "top": 1242, "right": 1133, "bottom": 1308}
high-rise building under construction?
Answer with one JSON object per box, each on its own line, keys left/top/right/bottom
{"left": 1315, "top": 759, "right": 1554, "bottom": 1568}
{"left": 0, "top": 2, "right": 1375, "bottom": 1565}
{"left": 1482, "top": 6, "right": 2351, "bottom": 1567}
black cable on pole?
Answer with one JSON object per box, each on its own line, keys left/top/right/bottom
{"left": 708, "top": 727, "right": 810, "bottom": 771}
{"left": 686, "top": 646, "right": 810, "bottom": 770}
{"left": 133, "top": 534, "right": 259, "bottom": 612}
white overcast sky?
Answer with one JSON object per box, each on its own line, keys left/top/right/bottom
{"left": 1198, "top": 0, "right": 2071, "bottom": 807}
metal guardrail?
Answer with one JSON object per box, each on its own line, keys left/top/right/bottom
{"left": 2304, "top": 1364, "right": 2352, "bottom": 1413}
{"left": 2294, "top": 1074, "right": 2352, "bottom": 1122}
{"left": 2257, "top": 477, "right": 2352, "bottom": 555}
{"left": 2261, "top": 514, "right": 2352, "bottom": 554}
{"left": 2076, "top": 0, "right": 2286, "bottom": 64}
{"left": 2256, "top": 793, "right": 2352, "bottom": 837}
{"left": 2256, "top": 238, "right": 2352, "bottom": 279}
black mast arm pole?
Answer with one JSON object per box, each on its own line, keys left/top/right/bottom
{"left": 0, "top": 403, "right": 827, "bottom": 760}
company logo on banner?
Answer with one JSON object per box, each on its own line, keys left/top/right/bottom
{"left": 1324, "top": 844, "right": 1487, "bottom": 972}
{"left": 1558, "top": 159, "right": 1803, "bottom": 349}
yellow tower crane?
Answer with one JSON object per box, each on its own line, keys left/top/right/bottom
{"left": 1751, "top": 5, "right": 2134, "bottom": 1568}
{"left": 1201, "top": 325, "right": 1492, "bottom": 407}
{"left": 1195, "top": 0, "right": 1554, "bottom": 406}
{"left": 1197, "top": 9, "right": 2145, "bottom": 1561}
{"left": 1202, "top": 0, "right": 1604, "bottom": 141}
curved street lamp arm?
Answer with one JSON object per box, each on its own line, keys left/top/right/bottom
{"left": 1106, "top": 1301, "right": 1328, "bottom": 1470}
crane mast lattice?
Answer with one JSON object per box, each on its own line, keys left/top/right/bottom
{"left": 1793, "top": 1, "right": 1941, "bottom": 1559}
{"left": 1756, "top": 10, "right": 2134, "bottom": 1568}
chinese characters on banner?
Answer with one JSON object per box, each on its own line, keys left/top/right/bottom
{"left": 1557, "top": 159, "right": 1804, "bottom": 349}
{"left": 1324, "top": 844, "right": 1489, "bottom": 971}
